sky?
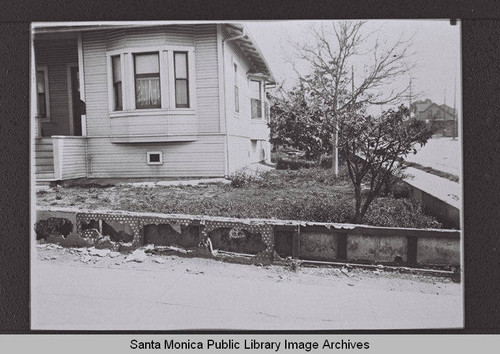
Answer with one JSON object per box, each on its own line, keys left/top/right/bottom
{"left": 245, "top": 20, "right": 461, "bottom": 114}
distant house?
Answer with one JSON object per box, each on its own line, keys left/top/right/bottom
{"left": 32, "top": 23, "right": 275, "bottom": 183}
{"left": 411, "top": 99, "right": 458, "bottom": 137}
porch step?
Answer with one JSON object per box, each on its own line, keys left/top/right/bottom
{"left": 36, "top": 164, "right": 55, "bottom": 173}
{"left": 35, "top": 150, "right": 54, "bottom": 158}
{"left": 36, "top": 156, "right": 54, "bottom": 166}
{"left": 36, "top": 172, "right": 56, "bottom": 180}
{"left": 35, "top": 138, "right": 55, "bottom": 177}
{"left": 35, "top": 144, "right": 54, "bottom": 152}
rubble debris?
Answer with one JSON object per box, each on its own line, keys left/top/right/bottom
{"left": 109, "top": 252, "right": 121, "bottom": 258}
{"left": 125, "top": 249, "right": 147, "bottom": 263}
{"left": 153, "top": 258, "right": 166, "bottom": 264}
{"left": 80, "top": 255, "right": 93, "bottom": 263}
{"left": 89, "top": 248, "right": 110, "bottom": 257}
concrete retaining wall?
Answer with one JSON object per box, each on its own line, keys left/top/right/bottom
{"left": 35, "top": 207, "right": 461, "bottom": 267}
{"left": 403, "top": 180, "right": 460, "bottom": 229}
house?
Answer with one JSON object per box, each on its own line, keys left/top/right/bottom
{"left": 32, "top": 23, "right": 275, "bottom": 183}
{"left": 411, "top": 99, "right": 458, "bottom": 137}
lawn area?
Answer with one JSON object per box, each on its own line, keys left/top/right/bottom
{"left": 36, "top": 166, "right": 442, "bottom": 229}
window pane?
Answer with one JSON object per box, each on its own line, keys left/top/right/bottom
{"left": 36, "top": 71, "right": 45, "bottom": 93}
{"left": 135, "top": 53, "right": 159, "bottom": 74}
{"left": 174, "top": 52, "right": 187, "bottom": 79}
{"left": 250, "top": 80, "right": 261, "bottom": 99}
{"left": 136, "top": 77, "right": 160, "bottom": 108}
{"left": 38, "top": 93, "right": 46, "bottom": 117}
{"left": 175, "top": 79, "right": 188, "bottom": 107}
{"left": 251, "top": 98, "right": 262, "bottom": 118}
{"left": 112, "top": 55, "right": 121, "bottom": 83}
{"left": 234, "top": 86, "right": 239, "bottom": 112}
{"left": 114, "top": 82, "right": 122, "bottom": 110}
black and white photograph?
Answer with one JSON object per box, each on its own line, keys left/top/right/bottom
{"left": 31, "top": 20, "right": 462, "bottom": 330}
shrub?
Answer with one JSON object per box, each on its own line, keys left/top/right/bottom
{"left": 363, "top": 198, "right": 442, "bottom": 229}
{"left": 319, "top": 156, "right": 333, "bottom": 169}
{"left": 391, "top": 182, "right": 411, "bottom": 199}
{"left": 282, "top": 194, "right": 355, "bottom": 223}
{"left": 276, "top": 157, "right": 316, "bottom": 170}
{"left": 229, "top": 170, "right": 255, "bottom": 188}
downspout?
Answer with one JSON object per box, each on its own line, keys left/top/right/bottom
{"left": 221, "top": 26, "right": 246, "bottom": 177}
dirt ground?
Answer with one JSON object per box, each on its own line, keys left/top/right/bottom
{"left": 34, "top": 244, "right": 458, "bottom": 291}
{"left": 32, "top": 244, "right": 463, "bottom": 330}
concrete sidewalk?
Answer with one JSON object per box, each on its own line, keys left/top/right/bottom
{"left": 405, "top": 137, "right": 461, "bottom": 177}
{"left": 404, "top": 167, "right": 461, "bottom": 210}
{"left": 32, "top": 250, "right": 463, "bottom": 330}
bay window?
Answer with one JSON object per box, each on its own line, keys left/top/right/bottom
{"left": 174, "top": 52, "right": 189, "bottom": 108}
{"left": 134, "top": 53, "right": 161, "bottom": 109}
{"left": 112, "top": 55, "right": 122, "bottom": 111}
{"left": 107, "top": 46, "right": 194, "bottom": 113}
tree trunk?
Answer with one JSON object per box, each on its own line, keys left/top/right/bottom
{"left": 354, "top": 184, "right": 362, "bottom": 223}
{"left": 331, "top": 126, "right": 339, "bottom": 177}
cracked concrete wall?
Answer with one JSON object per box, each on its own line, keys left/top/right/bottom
{"left": 347, "top": 234, "right": 407, "bottom": 263}
{"left": 143, "top": 224, "right": 201, "bottom": 248}
{"left": 299, "top": 226, "right": 338, "bottom": 261}
{"left": 36, "top": 208, "right": 460, "bottom": 266}
{"left": 209, "top": 228, "right": 267, "bottom": 255}
{"left": 417, "top": 237, "right": 460, "bottom": 265}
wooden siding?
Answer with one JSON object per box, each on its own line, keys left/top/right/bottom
{"left": 82, "top": 31, "right": 110, "bottom": 136}
{"left": 35, "top": 38, "right": 78, "bottom": 136}
{"left": 110, "top": 113, "right": 197, "bottom": 139}
{"left": 194, "top": 25, "right": 220, "bottom": 133}
{"left": 82, "top": 25, "right": 220, "bottom": 138}
{"left": 227, "top": 135, "right": 251, "bottom": 173}
{"left": 223, "top": 32, "right": 270, "bottom": 140}
{"left": 86, "top": 135, "right": 225, "bottom": 178}
{"left": 54, "top": 137, "right": 87, "bottom": 180}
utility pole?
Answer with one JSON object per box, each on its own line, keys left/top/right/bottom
{"left": 453, "top": 75, "right": 457, "bottom": 140}
{"left": 443, "top": 88, "right": 447, "bottom": 136}
{"left": 351, "top": 65, "right": 355, "bottom": 94}
{"left": 409, "top": 78, "right": 412, "bottom": 116}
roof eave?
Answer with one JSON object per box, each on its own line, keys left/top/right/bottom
{"left": 224, "top": 23, "right": 276, "bottom": 84}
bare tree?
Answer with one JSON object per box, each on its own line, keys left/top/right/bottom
{"left": 289, "top": 21, "right": 416, "bottom": 176}
{"left": 338, "top": 105, "right": 433, "bottom": 223}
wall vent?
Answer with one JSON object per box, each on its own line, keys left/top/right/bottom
{"left": 147, "top": 151, "right": 163, "bottom": 165}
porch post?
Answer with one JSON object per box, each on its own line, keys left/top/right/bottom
{"left": 31, "top": 31, "right": 41, "bottom": 138}
{"left": 77, "top": 33, "right": 87, "bottom": 136}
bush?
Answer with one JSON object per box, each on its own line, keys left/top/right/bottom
{"left": 391, "top": 182, "right": 411, "bottom": 199}
{"left": 282, "top": 194, "right": 355, "bottom": 223}
{"left": 319, "top": 156, "right": 333, "bottom": 169}
{"left": 229, "top": 170, "right": 256, "bottom": 188}
{"left": 363, "top": 198, "right": 442, "bottom": 229}
{"left": 276, "top": 157, "right": 316, "bottom": 170}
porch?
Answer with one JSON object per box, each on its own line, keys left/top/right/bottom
{"left": 35, "top": 137, "right": 87, "bottom": 184}
{"left": 32, "top": 28, "right": 87, "bottom": 184}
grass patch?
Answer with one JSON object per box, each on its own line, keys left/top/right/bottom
{"left": 404, "top": 161, "right": 459, "bottom": 183}
{"left": 37, "top": 166, "right": 443, "bottom": 229}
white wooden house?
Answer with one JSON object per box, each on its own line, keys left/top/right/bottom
{"left": 32, "top": 23, "right": 275, "bottom": 183}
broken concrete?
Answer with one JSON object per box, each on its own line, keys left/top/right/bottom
{"left": 36, "top": 207, "right": 461, "bottom": 268}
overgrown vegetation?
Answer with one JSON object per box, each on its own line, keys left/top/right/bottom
{"left": 37, "top": 166, "right": 443, "bottom": 229}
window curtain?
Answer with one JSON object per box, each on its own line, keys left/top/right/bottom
{"left": 136, "top": 77, "right": 160, "bottom": 108}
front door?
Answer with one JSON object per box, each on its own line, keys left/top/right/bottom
{"left": 70, "top": 66, "right": 82, "bottom": 136}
